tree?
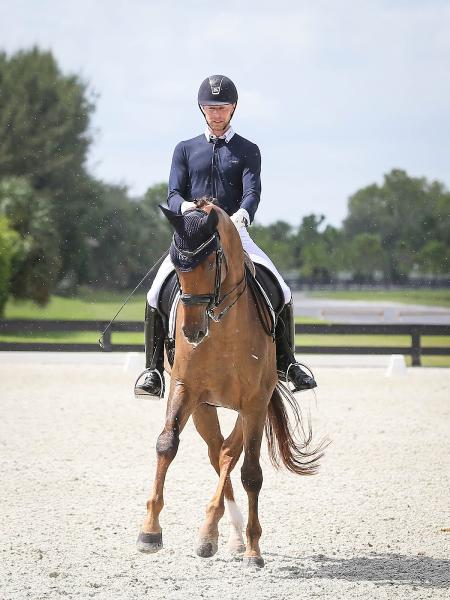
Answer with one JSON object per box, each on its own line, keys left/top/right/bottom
{"left": 78, "top": 182, "right": 172, "bottom": 290}
{"left": 0, "top": 177, "right": 60, "bottom": 304}
{"left": 0, "top": 47, "right": 93, "bottom": 190}
{"left": 291, "top": 216, "right": 347, "bottom": 282}
{"left": 345, "top": 233, "right": 387, "bottom": 281}
{"left": 344, "top": 169, "right": 450, "bottom": 281}
{"left": 251, "top": 220, "right": 296, "bottom": 273}
{"left": 138, "top": 183, "right": 173, "bottom": 263}
{"left": 417, "top": 240, "right": 450, "bottom": 276}
{"left": 0, "top": 47, "right": 96, "bottom": 284}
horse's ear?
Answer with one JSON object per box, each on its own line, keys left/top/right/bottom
{"left": 206, "top": 208, "right": 219, "bottom": 233}
{"left": 159, "top": 204, "right": 183, "bottom": 228}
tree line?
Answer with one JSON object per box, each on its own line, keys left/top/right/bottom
{"left": 253, "top": 169, "right": 449, "bottom": 284}
{"left": 0, "top": 48, "right": 449, "bottom": 316}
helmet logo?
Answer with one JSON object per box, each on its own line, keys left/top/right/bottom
{"left": 209, "top": 76, "right": 223, "bottom": 95}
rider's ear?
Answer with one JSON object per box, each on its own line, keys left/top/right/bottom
{"left": 159, "top": 204, "right": 184, "bottom": 228}
{"left": 206, "top": 208, "right": 219, "bottom": 233}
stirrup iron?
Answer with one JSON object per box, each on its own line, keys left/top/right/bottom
{"left": 134, "top": 367, "right": 165, "bottom": 400}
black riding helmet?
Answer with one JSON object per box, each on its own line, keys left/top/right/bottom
{"left": 197, "top": 75, "right": 238, "bottom": 106}
{"left": 198, "top": 75, "right": 238, "bottom": 129}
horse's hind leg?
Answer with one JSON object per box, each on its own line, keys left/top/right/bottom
{"left": 223, "top": 417, "right": 245, "bottom": 554}
{"left": 193, "top": 407, "right": 245, "bottom": 553}
{"left": 241, "top": 409, "right": 266, "bottom": 568}
{"left": 225, "top": 490, "right": 246, "bottom": 555}
{"left": 193, "top": 408, "right": 243, "bottom": 557}
{"left": 137, "top": 387, "right": 192, "bottom": 553}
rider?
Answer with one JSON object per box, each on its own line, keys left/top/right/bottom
{"left": 135, "top": 75, "right": 317, "bottom": 398}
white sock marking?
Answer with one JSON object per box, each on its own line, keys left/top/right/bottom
{"left": 226, "top": 499, "right": 245, "bottom": 551}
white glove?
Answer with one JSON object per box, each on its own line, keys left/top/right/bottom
{"left": 230, "top": 208, "right": 250, "bottom": 229}
{"left": 181, "top": 201, "right": 197, "bottom": 214}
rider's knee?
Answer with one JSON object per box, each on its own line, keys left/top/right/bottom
{"left": 146, "top": 289, "right": 158, "bottom": 309}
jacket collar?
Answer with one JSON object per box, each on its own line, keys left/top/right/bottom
{"left": 204, "top": 126, "right": 235, "bottom": 143}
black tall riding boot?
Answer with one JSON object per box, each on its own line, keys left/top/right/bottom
{"left": 134, "top": 305, "right": 166, "bottom": 399}
{"left": 276, "top": 300, "right": 317, "bottom": 392}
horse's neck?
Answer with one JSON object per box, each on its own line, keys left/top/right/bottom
{"left": 224, "top": 256, "right": 244, "bottom": 289}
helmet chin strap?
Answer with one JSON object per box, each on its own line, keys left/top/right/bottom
{"left": 199, "top": 104, "right": 237, "bottom": 136}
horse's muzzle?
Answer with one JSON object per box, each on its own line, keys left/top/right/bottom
{"left": 182, "top": 326, "right": 208, "bottom": 346}
{"left": 181, "top": 306, "right": 209, "bottom": 346}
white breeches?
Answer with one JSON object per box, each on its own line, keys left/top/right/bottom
{"left": 146, "top": 227, "right": 292, "bottom": 307}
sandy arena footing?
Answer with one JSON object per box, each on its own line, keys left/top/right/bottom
{"left": 1, "top": 356, "right": 449, "bottom": 599}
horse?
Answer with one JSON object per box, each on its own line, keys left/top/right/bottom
{"left": 137, "top": 198, "right": 326, "bottom": 568}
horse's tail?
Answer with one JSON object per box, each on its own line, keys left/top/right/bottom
{"left": 265, "top": 383, "right": 328, "bottom": 476}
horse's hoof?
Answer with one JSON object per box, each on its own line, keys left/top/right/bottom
{"left": 195, "top": 539, "right": 218, "bottom": 558}
{"left": 243, "top": 555, "right": 265, "bottom": 568}
{"left": 136, "top": 531, "right": 163, "bottom": 553}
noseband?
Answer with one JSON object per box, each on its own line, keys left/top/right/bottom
{"left": 172, "top": 232, "right": 246, "bottom": 323}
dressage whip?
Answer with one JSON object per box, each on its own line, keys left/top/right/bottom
{"left": 98, "top": 250, "right": 169, "bottom": 349}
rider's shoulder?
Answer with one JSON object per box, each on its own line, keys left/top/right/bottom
{"left": 231, "top": 133, "right": 260, "bottom": 152}
{"left": 174, "top": 134, "right": 207, "bottom": 151}
{"left": 230, "top": 133, "right": 258, "bottom": 148}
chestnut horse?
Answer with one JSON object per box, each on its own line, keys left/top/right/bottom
{"left": 137, "top": 199, "right": 325, "bottom": 567}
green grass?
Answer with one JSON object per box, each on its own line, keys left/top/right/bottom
{"left": 308, "top": 288, "right": 450, "bottom": 308}
{"left": 294, "top": 334, "right": 450, "bottom": 348}
{"left": 415, "top": 356, "right": 450, "bottom": 367}
{"left": 4, "top": 288, "right": 449, "bottom": 320}
{"left": 0, "top": 331, "right": 144, "bottom": 345}
{"left": 4, "top": 290, "right": 149, "bottom": 321}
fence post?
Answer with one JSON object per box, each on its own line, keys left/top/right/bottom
{"left": 103, "top": 329, "right": 112, "bottom": 352}
{"left": 411, "top": 328, "right": 421, "bottom": 367}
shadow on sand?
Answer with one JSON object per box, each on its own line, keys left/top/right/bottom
{"left": 270, "top": 553, "right": 450, "bottom": 588}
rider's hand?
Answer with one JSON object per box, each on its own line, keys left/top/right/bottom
{"left": 230, "top": 208, "right": 250, "bottom": 229}
{"left": 181, "top": 201, "right": 197, "bottom": 214}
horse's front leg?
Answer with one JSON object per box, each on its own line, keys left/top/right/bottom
{"left": 137, "top": 383, "right": 192, "bottom": 553}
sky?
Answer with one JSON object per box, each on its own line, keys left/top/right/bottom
{"left": 1, "top": 0, "right": 449, "bottom": 226}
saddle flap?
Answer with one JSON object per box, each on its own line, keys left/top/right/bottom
{"left": 254, "top": 264, "right": 284, "bottom": 316}
{"left": 158, "top": 271, "right": 180, "bottom": 330}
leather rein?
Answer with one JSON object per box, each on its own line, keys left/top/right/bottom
{"left": 172, "top": 231, "right": 247, "bottom": 323}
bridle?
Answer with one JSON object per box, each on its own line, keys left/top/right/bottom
{"left": 172, "top": 231, "right": 247, "bottom": 324}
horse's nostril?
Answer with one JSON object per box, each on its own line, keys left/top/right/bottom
{"left": 182, "top": 327, "right": 206, "bottom": 345}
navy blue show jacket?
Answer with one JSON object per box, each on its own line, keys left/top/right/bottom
{"left": 167, "top": 133, "right": 261, "bottom": 223}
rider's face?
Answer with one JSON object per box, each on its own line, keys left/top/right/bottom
{"left": 201, "top": 104, "right": 236, "bottom": 135}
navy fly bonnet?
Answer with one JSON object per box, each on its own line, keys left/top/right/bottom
{"left": 167, "top": 208, "right": 219, "bottom": 272}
